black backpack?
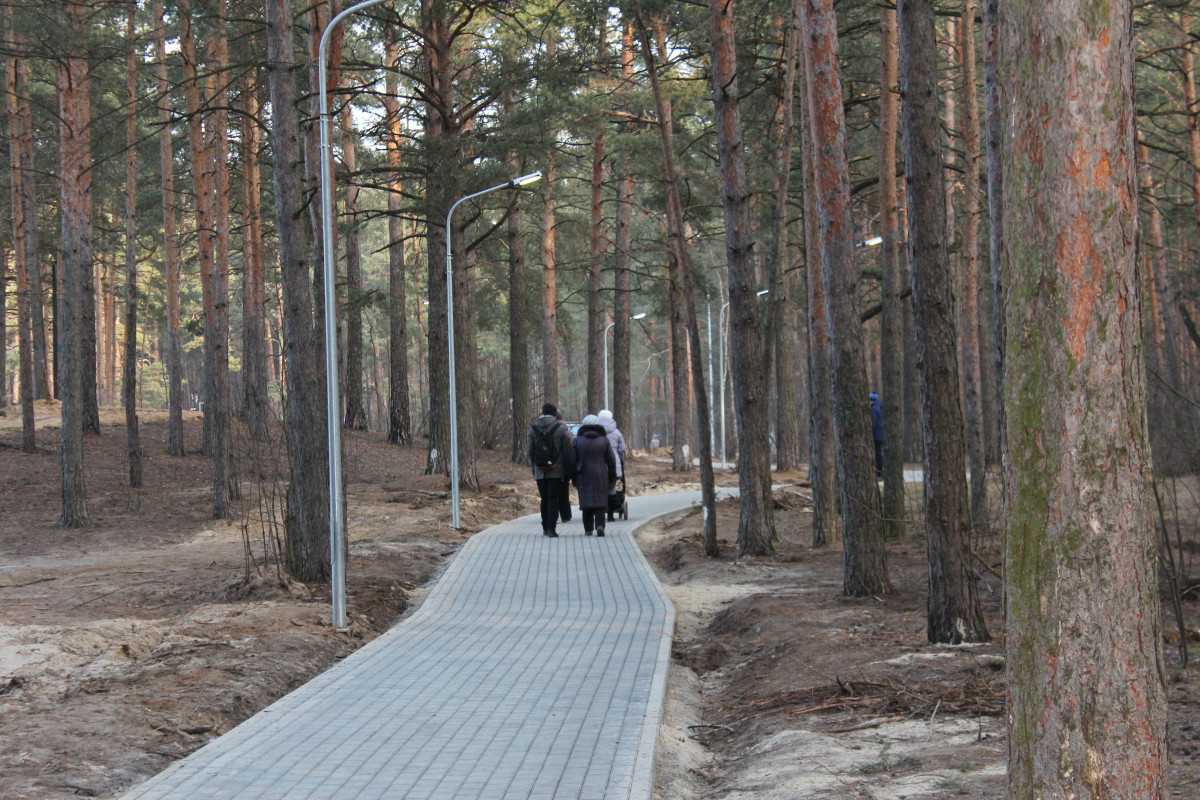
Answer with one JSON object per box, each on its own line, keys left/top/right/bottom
{"left": 531, "top": 422, "right": 561, "bottom": 468}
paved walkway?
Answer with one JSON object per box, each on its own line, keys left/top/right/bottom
{"left": 118, "top": 489, "right": 722, "bottom": 800}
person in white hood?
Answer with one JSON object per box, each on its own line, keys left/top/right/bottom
{"left": 597, "top": 410, "right": 627, "bottom": 521}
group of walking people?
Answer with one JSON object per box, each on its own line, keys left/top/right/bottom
{"left": 526, "top": 403, "right": 628, "bottom": 538}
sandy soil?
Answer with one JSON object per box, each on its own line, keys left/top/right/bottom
{"left": 1, "top": 402, "right": 1197, "bottom": 799}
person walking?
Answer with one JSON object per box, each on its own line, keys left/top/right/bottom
{"left": 597, "top": 409, "right": 627, "bottom": 521}
{"left": 869, "top": 392, "right": 884, "bottom": 479}
{"left": 527, "top": 402, "right": 574, "bottom": 537}
{"left": 571, "top": 415, "right": 617, "bottom": 536}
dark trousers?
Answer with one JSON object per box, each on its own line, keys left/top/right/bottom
{"left": 874, "top": 440, "right": 884, "bottom": 479}
{"left": 537, "top": 478, "right": 565, "bottom": 532}
{"left": 582, "top": 507, "right": 606, "bottom": 534}
{"left": 558, "top": 479, "right": 573, "bottom": 521}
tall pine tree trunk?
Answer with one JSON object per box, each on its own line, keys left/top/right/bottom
{"left": 879, "top": 2, "right": 906, "bottom": 538}
{"left": 6, "top": 18, "right": 34, "bottom": 451}
{"left": 586, "top": 22, "right": 608, "bottom": 414}
{"left": 612, "top": 21, "right": 636, "bottom": 435}
{"left": 801, "top": 0, "right": 886, "bottom": 588}
{"left": 770, "top": 0, "right": 802, "bottom": 473}
{"left": 341, "top": 80, "right": 366, "bottom": 430}
{"left": 983, "top": 0, "right": 1004, "bottom": 484}
{"left": 1002, "top": 2, "right": 1166, "bottom": 793}
{"left": 707, "top": 0, "right": 772, "bottom": 556}
{"left": 155, "top": 0, "right": 184, "bottom": 456}
{"left": 124, "top": 2, "right": 143, "bottom": 488}
{"left": 898, "top": 0, "right": 987, "bottom": 642}
{"left": 266, "top": 0, "right": 330, "bottom": 581}
{"left": 508, "top": 155, "right": 530, "bottom": 461}
{"left": 540, "top": 155, "right": 559, "bottom": 406}
{"left": 797, "top": 21, "right": 840, "bottom": 549}
{"left": 56, "top": 0, "right": 92, "bottom": 528}
{"left": 385, "top": 34, "right": 411, "bottom": 447}
{"left": 959, "top": 0, "right": 987, "bottom": 535}
{"left": 241, "top": 71, "right": 270, "bottom": 442}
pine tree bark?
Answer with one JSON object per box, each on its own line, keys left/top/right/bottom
{"left": 797, "top": 20, "right": 840, "bottom": 550}
{"left": 10, "top": 40, "right": 45, "bottom": 404}
{"left": 56, "top": 0, "right": 92, "bottom": 528}
{"left": 540, "top": 155, "right": 559, "bottom": 406}
{"left": 586, "top": 21, "right": 608, "bottom": 414}
{"left": 508, "top": 156, "right": 530, "bottom": 462}
{"left": 241, "top": 71, "right": 270, "bottom": 442}
{"left": 612, "top": 21, "right": 636, "bottom": 437}
{"left": 983, "top": 0, "right": 1004, "bottom": 480}
{"left": 707, "top": 0, "right": 772, "bottom": 556}
{"left": 6, "top": 17, "right": 34, "bottom": 451}
{"left": 801, "top": 0, "right": 886, "bottom": 588}
{"left": 1002, "top": 2, "right": 1166, "bottom": 794}
{"left": 898, "top": 0, "right": 987, "bottom": 641}
{"left": 384, "top": 33, "right": 411, "bottom": 447}
{"left": 206, "top": 0, "right": 235, "bottom": 516}
{"left": 124, "top": 1, "right": 143, "bottom": 488}
{"left": 154, "top": 0, "right": 184, "bottom": 456}
{"left": 959, "top": 0, "right": 986, "bottom": 535}
{"left": 266, "top": 0, "right": 330, "bottom": 581}
{"left": 879, "top": 3, "right": 906, "bottom": 538}
{"left": 769, "top": 0, "right": 802, "bottom": 474}
{"left": 341, "top": 77, "right": 367, "bottom": 431}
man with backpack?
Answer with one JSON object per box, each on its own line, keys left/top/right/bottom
{"left": 526, "top": 403, "right": 574, "bottom": 537}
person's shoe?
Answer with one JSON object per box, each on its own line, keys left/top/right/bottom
{"left": 543, "top": 529, "right": 558, "bottom": 538}
{"left": 596, "top": 529, "right": 605, "bottom": 537}
{"left": 607, "top": 513, "right": 614, "bottom": 522}
{"left": 584, "top": 529, "right": 593, "bottom": 536}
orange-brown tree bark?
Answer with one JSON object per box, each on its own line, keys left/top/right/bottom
{"left": 611, "top": 20, "right": 636, "bottom": 438}
{"left": 798, "top": 51, "right": 839, "bottom": 550}
{"left": 769, "top": 0, "right": 802, "bottom": 473}
{"left": 879, "top": 2, "right": 905, "bottom": 537}
{"left": 384, "top": 32, "right": 411, "bottom": 447}
{"left": 959, "top": 0, "right": 986, "bottom": 535}
{"left": 801, "top": 0, "right": 886, "bottom": 588}
{"left": 240, "top": 71, "right": 270, "bottom": 442}
{"left": 6, "top": 14, "right": 34, "bottom": 452}
{"left": 1002, "top": 1, "right": 1166, "bottom": 794}
{"left": 586, "top": 21, "right": 608, "bottom": 414}
{"left": 341, "top": 73, "right": 367, "bottom": 431}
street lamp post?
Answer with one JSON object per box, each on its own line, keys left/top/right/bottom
{"left": 717, "top": 289, "right": 769, "bottom": 470}
{"left": 603, "top": 312, "right": 646, "bottom": 410}
{"left": 318, "top": 0, "right": 391, "bottom": 629}
{"left": 448, "top": 171, "right": 542, "bottom": 529}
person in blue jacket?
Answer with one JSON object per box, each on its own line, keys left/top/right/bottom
{"left": 870, "top": 392, "right": 884, "bottom": 479}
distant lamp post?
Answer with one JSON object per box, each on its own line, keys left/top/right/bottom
{"left": 318, "top": 0, "right": 392, "bottom": 630}
{"left": 448, "top": 171, "right": 542, "bottom": 529}
{"left": 717, "top": 289, "right": 769, "bottom": 469}
{"left": 604, "top": 312, "right": 647, "bottom": 410}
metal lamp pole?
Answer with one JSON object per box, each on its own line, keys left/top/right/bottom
{"left": 603, "top": 312, "right": 646, "bottom": 410}
{"left": 318, "top": 0, "right": 391, "bottom": 629}
{"left": 448, "top": 171, "right": 542, "bottom": 529}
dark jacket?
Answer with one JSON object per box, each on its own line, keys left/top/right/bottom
{"left": 870, "top": 398, "right": 884, "bottom": 443}
{"left": 527, "top": 415, "right": 574, "bottom": 480}
{"left": 571, "top": 424, "right": 617, "bottom": 509}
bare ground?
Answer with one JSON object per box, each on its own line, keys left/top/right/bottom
{"left": 0, "top": 401, "right": 1197, "bottom": 799}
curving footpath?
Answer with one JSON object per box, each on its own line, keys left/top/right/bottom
{"left": 117, "top": 489, "right": 725, "bottom": 800}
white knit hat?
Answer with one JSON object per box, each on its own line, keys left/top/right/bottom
{"left": 581, "top": 414, "right": 600, "bottom": 426}
{"left": 598, "top": 409, "right": 614, "bottom": 419}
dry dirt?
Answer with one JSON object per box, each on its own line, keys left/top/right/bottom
{"left": 1, "top": 401, "right": 1197, "bottom": 800}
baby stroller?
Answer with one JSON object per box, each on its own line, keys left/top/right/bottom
{"left": 607, "top": 458, "right": 629, "bottom": 521}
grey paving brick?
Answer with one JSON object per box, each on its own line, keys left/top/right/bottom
{"left": 116, "top": 489, "right": 730, "bottom": 800}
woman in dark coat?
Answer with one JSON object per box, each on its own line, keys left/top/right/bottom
{"left": 571, "top": 415, "right": 617, "bottom": 536}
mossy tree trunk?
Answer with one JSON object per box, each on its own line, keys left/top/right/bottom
{"left": 1001, "top": 1, "right": 1167, "bottom": 795}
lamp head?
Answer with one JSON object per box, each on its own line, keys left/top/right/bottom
{"left": 511, "top": 171, "right": 543, "bottom": 187}
{"left": 757, "top": 289, "right": 770, "bottom": 296}
{"left": 632, "top": 312, "right": 647, "bottom": 320}
{"left": 858, "top": 236, "right": 883, "bottom": 247}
